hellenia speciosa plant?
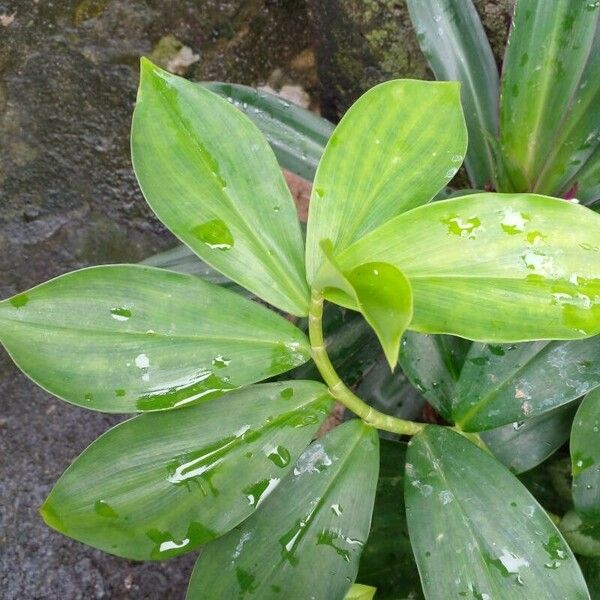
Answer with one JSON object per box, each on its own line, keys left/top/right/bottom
{"left": 1, "top": 36, "right": 600, "bottom": 598}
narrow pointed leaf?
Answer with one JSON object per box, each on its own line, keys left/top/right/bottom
{"left": 482, "top": 403, "right": 577, "bottom": 474}
{"left": 357, "top": 440, "right": 423, "bottom": 600}
{"left": 407, "top": 0, "right": 499, "bottom": 188}
{"left": 338, "top": 193, "right": 600, "bottom": 342}
{"left": 405, "top": 426, "right": 590, "bottom": 599}
{"left": 399, "top": 331, "right": 471, "bottom": 420}
{"left": 187, "top": 420, "right": 379, "bottom": 600}
{"left": 533, "top": 21, "right": 600, "bottom": 196}
{"left": 580, "top": 557, "right": 600, "bottom": 598}
{"left": 305, "top": 80, "right": 467, "bottom": 281}
{"left": 132, "top": 59, "right": 309, "bottom": 316}
{"left": 572, "top": 388, "right": 600, "bottom": 523}
{"left": 40, "top": 382, "right": 332, "bottom": 560}
{"left": 202, "top": 82, "right": 333, "bottom": 181}
{"left": 0, "top": 265, "right": 310, "bottom": 412}
{"left": 500, "top": 0, "right": 600, "bottom": 190}
{"left": 315, "top": 242, "right": 413, "bottom": 368}
{"left": 577, "top": 145, "right": 600, "bottom": 205}
{"left": 453, "top": 336, "right": 600, "bottom": 431}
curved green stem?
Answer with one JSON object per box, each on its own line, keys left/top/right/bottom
{"left": 308, "top": 289, "right": 425, "bottom": 436}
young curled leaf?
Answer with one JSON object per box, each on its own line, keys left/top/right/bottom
{"left": 315, "top": 241, "right": 413, "bottom": 369}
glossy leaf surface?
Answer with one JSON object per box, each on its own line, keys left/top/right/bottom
{"left": 399, "top": 331, "right": 470, "bottom": 421}
{"left": 405, "top": 426, "right": 590, "bottom": 599}
{"left": 357, "top": 440, "right": 423, "bottom": 600}
{"left": 203, "top": 82, "right": 333, "bottom": 181}
{"left": 338, "top": 193, "right": 600, "bottom": 342}
{"left": 500, "top": 0, "right": 600, "bottom": 191}
{"left": 0, "top": 265, "right": 310, "bottom": 412}
{"left": 453, "top": 336, "right": 600, "bottom": 431}
{"left": 316, "top": 243, "right": 413, "bottom": 368}
{"left": 132, "top": 59, "right": 309, "bottom": 315}
{"left": 483, "top": 403, "right": 577, "bottom": 474}
{"left": 533, "top": 20, "right": 600, "bottom": 197}
{"left": 407, "top": 0, "right": 499, "bottom": 188}
{"left": 305, "top": 80, "right": 467, "bottom": 280}
{"left": 187, "top": 420, "right": 379, "bottom": 600}
{"left": 40, "top": 382, "right": 332, "bottom": 560}
{"left": 572, "top": 388, "right": 600, "bottom": 523}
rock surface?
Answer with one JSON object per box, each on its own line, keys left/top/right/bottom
{"left": 0, "top": 0, "right": 313, "bottom": 597}
{"left": 308, "top": 0, "right": 514, "bottom": 120}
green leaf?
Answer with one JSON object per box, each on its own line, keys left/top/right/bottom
{"left": 40, "top": 382, "right": 332, "bottom": 560}
{"left": 187, "top": 420, "right": 379, "bottom": 599}
{"left": 482, "top": 403, "right": 577, "bottom": 474}
{"left": 0, "top": 265, "right": 310, "bottom": 412}
{"left": 315, "top": 242, "right": 413, "bottom": 369}
{"left": 453, "top": 336, "right": 600, "bottom": 431}
{"left": 305, "top": 79, "right": 467, "bottom": 281}
{"left": 580, "top": 556, "right": 600, "bottom": 599}
{"left": 131, "top": 58, "right": 309, "bottom": 316}
{"left": 337, "top": 193, "right": 600, "bottom": 342}
{"left": 405, "top": 425, "right": 590, "bottom": 599}
{"left": 399, "top": 332, "right": 471, "bottom": 421}
{"left": 406, "top": 0, "right": 499, "bottom": 188}
{"left": 499, "top": 0, "right": 600, "bottom": 191}
{"left": 559, "top": 510, "right": 600, "bottom": 558}
{"left": 202, "top": 82, "right": 333, "bottom": 181}
{"left": 576, "top": 146, "right": 600, "bottom": 205}
{"left": 345, "top": 583, "right": 377, "bottom": 600}
{"left": 357, "top": 440, "right": 423, "bottom": 600}
{"left": 572, "top": 388, "right": 600, "bottom": 523}
{"left": 532, "top": 20, "right": 600, "bottom": 197}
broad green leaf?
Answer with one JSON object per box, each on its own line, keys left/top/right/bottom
{"left": 202, "top": 82, "right": 333, "bottom": 181}
{"left": 132, "top": 59, "right": 309, "bottom": 316}
{"left": 315, "top": 242, "right": 413, "bottom": 369}
{"left": 453, "top": 336, "right": 600, "bottom": 431}
{"left": 482, "top": 403, "right": 577, "bottom": 474}
{"left": 305, "top": 80, "right": 467, "bottom": 281}
{"left": 337, "top": 193, "right": 600, "bottom": 342}
{"left": 533, "top": 21, "right": 600, "bottom": 197}
{"left": 405, "top": 425, "right": 590, "bottom": 599}
{"left": 40, "top": 382, "right": 332, "bottom": 561}
{"left": 187, "top": 420, "right": 379, "bottom": 600}
{"left": 407, "top": 0, "right": 499, "bottom": 188}
{"left": 580, "top": 557, "right": 600, "bottom": 599}
{"left": 499, "top": 0, "right": 600, "bottom": 191}
{"left": 345, "top": 583, "right": 377, "bottom": 600}
{"left": 560, "top": 510, "right": 600, "bottom": 558}
{"left": 0, "top": 265, "right": 310, "bottom": 412}
{"left": 572, "top": 388, "right": 600, "bottom": 523}
{"left": 399, "top": 331, "right": 471, "bottom": 421}
{"left": 357, "top": 440, "right": 423, "bottom": 600}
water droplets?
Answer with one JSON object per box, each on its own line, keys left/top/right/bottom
{"left": 442, "top": 215, "right": 482, "bottom": 239}
{"left": 500, "top": 209, "right": 529, "bottom": 235}
{"left": 243, "top": 477, "right": 280, "bottom": 508}
{"left": 293, "top": 443, "right": 333, "bottom": 476}
{"left": 212, "top": 355, "right": 231, "bottom": 369}
{"left": 110, "top": 306, "right": 131, "bottom": 321}
{"left": 267, "top": 445, "right": 291, "bottom": 468}
{"left": 191, "top": 219, "right": 234, "bottom": 250}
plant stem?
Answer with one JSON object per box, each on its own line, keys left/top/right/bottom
{"left": 308, "top": 289, "right": 425, "bottom": 436}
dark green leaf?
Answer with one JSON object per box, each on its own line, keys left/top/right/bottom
{"left": 453, "top": 337, "right": 600, "bottom": 431}
{"left": 187, "top": 420, "right": 379, "bottom": 600}
{"left": 132, "top": 59, "right": 309, "bottom": 315}
{"left": 339, "top": 194, "right": 600, "bottom": 343}
{"left": 0, "top": 265, "right": 310, "bottom": 412}
{"left": 407, "top": 0, "right": 499, "bottom": 188}
{"left": 40, "top": 382, "right": 332, "bottom": 560}
{"left": 500, "top": 0, "right": 600, "bottom": 191}
{"left": 305, "top": 80, "right": 467, "bottom": 280}
{"left": 358, "top": 440, "right": 423, "bottom": 600}
{"left": 405, "top": 425, "right": 590, "bottom": 599}
{"left": 202, "top": 82, "right": 333, "bottom": 181}
{"left": 482, "top": 403, "right": 577, "bottom": 474}
{"left": 572, "top": 388, "right": 600, "bottom": 523}
{"left": 399, "top": 331, "right": 471, "bottom": 421}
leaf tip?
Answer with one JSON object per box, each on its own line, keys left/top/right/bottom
{"left": 39, "top": 498, "right": 64, "bottom": 533}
